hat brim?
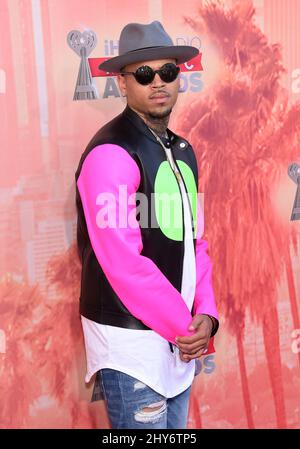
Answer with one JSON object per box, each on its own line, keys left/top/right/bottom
{"left": 98, "top": 45, "right": 199, "bottom": 73}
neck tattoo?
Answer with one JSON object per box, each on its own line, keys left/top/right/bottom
{"left": 144, "top": 117, "right": 169, "bottom": 139}
{"left": 130, "top": 106, "right": 169, "bottom": 138}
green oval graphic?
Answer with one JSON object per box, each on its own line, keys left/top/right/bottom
{"left": 154, "top": 160, "right": 197, "bottom": 241}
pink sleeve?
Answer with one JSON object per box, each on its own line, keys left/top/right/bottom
{"left": 192, "top": 195, "right": 219, "bottom": 321}
{"left": 192, "top": 196, "right": 219, "bottom": 354}
{"left": 77, "top": 144, "right": 195, "bottom": 345}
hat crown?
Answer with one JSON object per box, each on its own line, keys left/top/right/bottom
{"left": 98, "top": 20, "right": 198, "bottom": 73}
{"left": 119, "top": 21, "right": 174, "bottom": 55}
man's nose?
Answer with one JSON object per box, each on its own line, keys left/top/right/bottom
{"left": 150, "top": 72, "right": 165, "bottom": 87}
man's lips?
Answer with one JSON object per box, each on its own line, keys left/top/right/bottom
{"left": 149, "top": 93, "right": 170, "bottom": 102}
{"left": 150, "top": 93, "right": 170, "bottom": 99}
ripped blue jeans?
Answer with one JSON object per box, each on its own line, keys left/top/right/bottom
{"left": 92, "top": 368, "right": 192, "bottom": 429}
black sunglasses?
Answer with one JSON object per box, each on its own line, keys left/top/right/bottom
{"left": 120, "top": 63, "right": 180, "bottom": 85}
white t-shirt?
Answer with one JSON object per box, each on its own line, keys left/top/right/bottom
{"left": 81, "top": 144, "right": 197, "bottom": 398}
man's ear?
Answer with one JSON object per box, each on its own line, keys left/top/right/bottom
{"left": 117, "top": 74, "right": 127, "bottom": 97}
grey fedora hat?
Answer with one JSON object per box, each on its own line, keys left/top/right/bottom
{"left": 98, "top": 21, "right": 199, "bottom": 73}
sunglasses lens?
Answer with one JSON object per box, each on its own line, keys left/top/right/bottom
{"left": 135, "top": 66, "right": 155, "bottom": 85}
{"left": 133, "top": 63, "right": 180, "bottom": 85}
{"left": 159, "top": 63, "right": 180, "bottom": 83}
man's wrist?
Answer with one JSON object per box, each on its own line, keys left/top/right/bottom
{"left": 202, "top": 314, "right": 219, "bottom": 337}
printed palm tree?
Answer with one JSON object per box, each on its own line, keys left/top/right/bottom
{"left": 0, "top": 245, "right": 91, "bottom": 428}
{"left": 178, "top": 0, "right": 300, "bottom": 428}
{"left": 43, "top": 242, "right": 91, "bottom": 427}
{"left": 0, "top": 276, "right": 44, "bottom": 428}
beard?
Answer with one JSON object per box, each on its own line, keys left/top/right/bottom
{"left": 147, "top": 106, "right": 172, "bottom": 120}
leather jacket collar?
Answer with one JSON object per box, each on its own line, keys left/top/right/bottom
{"left": 122, "top": 104, "right": 189, "bottom": 151}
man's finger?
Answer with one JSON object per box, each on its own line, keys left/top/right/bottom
{"left": 188, "top": 315, "right": 205, "bottom": 331}
{"left": 179, "top": 341, "right": 207, "bottom": 355}
{"left": 176, "top": 330, "right": 207, "bottom": 345}
{"left": 176, "top": 338, "right": 207, "bottom": 353}
{"left": 182, "top": 347, "right": 208, "bottom": 361}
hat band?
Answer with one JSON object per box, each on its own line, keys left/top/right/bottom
{"left": 122, "top": 45, "right": 170, "bottom": 55}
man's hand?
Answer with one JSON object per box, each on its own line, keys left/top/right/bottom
{"left": 176, "top": 314, "right": 213, "bottom": 362}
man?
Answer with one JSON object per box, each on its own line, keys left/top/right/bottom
{"left": 75, "top": 21, "right": 219, "bottom": 429}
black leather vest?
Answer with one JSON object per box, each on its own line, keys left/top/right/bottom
{"left": 75, "top": 105, "right": 199, "bottom": 331}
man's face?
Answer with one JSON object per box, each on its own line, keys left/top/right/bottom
{"left": 117, "top": 58, "right": 180, "bottom": 119}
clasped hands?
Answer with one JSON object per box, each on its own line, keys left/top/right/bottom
{"left": 175, "top": 314, "right": 213, "bottom": 362}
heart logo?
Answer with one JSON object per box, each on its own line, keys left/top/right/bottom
{"left": 67, "top": 30, "right": 97, "bottom": 57}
